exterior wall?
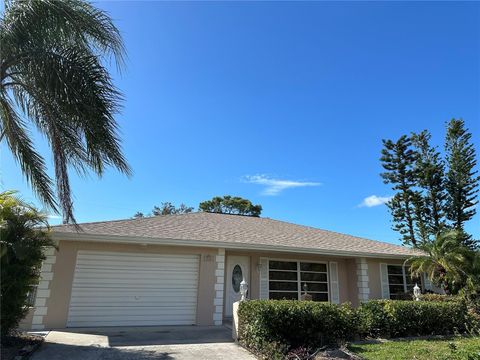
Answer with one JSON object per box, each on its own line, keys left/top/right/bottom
{"left": 225, "top": 250, "right": 352, "bottom": 305}
{"left": 367, "top": 258, "right": 404, "bottom": 300}
{"left": 224, "top": 250, "right": 409, "bottom": 314}
{"left": 21, "top": 237, "right": 410, "bottom": 330}
{"left": 345, "top": 259, "right": 359, "bottom": 306}
{"left": 29, "top": 240, "right": 218, "bottom": 329}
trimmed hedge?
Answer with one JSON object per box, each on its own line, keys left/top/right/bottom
{"left": 419, "top": 293, "right": 458, "bottom": 302}
{"left": 238, "top": 300, "right": 357, "bottom": 359}
{"left": 238, "top": 299, "right": 474, "bottom": 359}
{"left": 357, "top": 300, "right": 470, "bottom": 338}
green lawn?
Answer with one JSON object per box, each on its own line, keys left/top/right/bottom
{"left": 347, "top": 336, "right": 480, "bottom": 360}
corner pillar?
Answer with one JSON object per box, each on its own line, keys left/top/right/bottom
{"left": 355, "top": 258, "right": 370, "bottom": 303}
{"left": 213, "top": 248, "right": 225, "bottom": 325}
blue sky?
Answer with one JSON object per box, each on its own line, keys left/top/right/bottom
{"left": 2, "top": 1, "right": 479, "bottom": 245}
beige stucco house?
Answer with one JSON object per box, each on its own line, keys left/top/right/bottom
{"left": 22, "top": 212, "right": 424, "bottom": 330}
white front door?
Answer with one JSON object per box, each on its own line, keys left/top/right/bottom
{"left": 225, "top": 255, "right": 250, "bottom": 317}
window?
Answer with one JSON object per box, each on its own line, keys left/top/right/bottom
{"left": 232, "top": 265, "right": 243, "bottom": 293}
{"left": 268, "top": 260, "right": 329, "bottom": 302}
{"left": 387, "top": 265, "right": 421, "bottom": 299}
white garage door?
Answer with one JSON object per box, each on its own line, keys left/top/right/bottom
{"left": 67, "top": 251, "right": 199, "bottom": 327}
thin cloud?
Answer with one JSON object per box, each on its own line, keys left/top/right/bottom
{"left": 47, "top": 214, "right": 62, "bottom": 219}
{"left": 359, "top": 195, "right": 392, "bottom": 208}
{"left": 244, "top": 175, "right": 321, "bottom": 196}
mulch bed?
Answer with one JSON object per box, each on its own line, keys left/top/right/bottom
{"left": 1, "top": 331, "right": 45, "bottom": 360}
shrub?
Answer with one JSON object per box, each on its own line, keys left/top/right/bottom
{"left": 357, "top": 299, "right": 470, "bottom": 338}
{"left": 420, "top": 293, "right": 457, "bottom": 302}
{"left": 238, "top": 299, "right": 475, "bottom": 358}
{"left": 237, "top": 300, "right": 357, "bottom": 359}
{"left": 0, "top": 191, "right": 55, "bottom": 339}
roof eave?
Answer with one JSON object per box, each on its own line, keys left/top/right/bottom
{"left": 52, "top": 231, "right": 416, "bottom": 260}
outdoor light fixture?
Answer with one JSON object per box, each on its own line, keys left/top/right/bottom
{"left": 413, "top": 283, "right": 421, "bottom": 301}
{"left": 240, "top": 280, "right": 248, "bottom": 301}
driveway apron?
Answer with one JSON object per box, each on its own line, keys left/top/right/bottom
{"left": 30, "top": 326, "right": 256, "bottom": 360}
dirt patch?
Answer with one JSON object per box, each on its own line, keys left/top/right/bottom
{"left": 1, "top": 332, "right": 44, "bottom": 360}
{"left": 315, "top": 347, "right": 363, "bottom": 360}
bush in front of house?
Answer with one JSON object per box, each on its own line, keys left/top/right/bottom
{"left": 357, "top": 299, "right": 470, "bottom": 338}
{"left": 419, "top": 293, "right": 458, "bottom": 302}
{"left": 237, "top": 300, "right": 357, "bottom": 359}
{"left": 0, "top": 191, "right": 55, "bottom": 340}
{"left": 238, "top": 299, "right": 476, "bottom": 359}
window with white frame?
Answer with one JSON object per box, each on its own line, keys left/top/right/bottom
{"left": 387, "top": 265, "right": 421, "bottom": 299}
{"left": 268, "top": 260, "right": 329, "bottom": 301}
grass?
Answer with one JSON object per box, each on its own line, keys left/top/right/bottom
{"left": 347, "top": 336, "right": 480, "bottom": 360}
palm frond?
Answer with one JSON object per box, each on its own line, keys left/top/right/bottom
{"left": 1, "top": 0, "right": 124, "bottom": 68}
{"left": 0, "top": 97, "right": 57, "bottom": 211}
{"left": 1, "top": 0, "right": 130, "bottom": 224}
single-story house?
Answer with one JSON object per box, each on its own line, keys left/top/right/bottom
{"left": 22, "top": 212, "right": 426, "bottom": 330}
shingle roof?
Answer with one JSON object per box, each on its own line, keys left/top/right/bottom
{"left": 52, "top": 212, "right": 417, "bottom": 258}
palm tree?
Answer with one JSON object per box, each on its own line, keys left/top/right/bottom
{"left": 407, "top": 230, "right": 472, "bottom": 293}
{"left": 0, "top": 0, "right": 131, "bottom": 224}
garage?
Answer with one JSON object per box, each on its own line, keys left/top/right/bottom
{"left": 67, "top": 250, "right": 200, "bottom": 327}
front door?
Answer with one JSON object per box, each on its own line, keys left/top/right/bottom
{"left": 225, "top": 256, "right": 250, "bottom": 317}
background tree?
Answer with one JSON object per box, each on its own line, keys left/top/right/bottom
{"left": 381, "top": 120, "right": 479, "bottom": 248}
{"left": 133, "top": 202, "right": 194, "bottom": 218}
{"left": 0, "top": 0, "right": 130, "bottom": 224}
{"left": 411, "top": 130, "right": 447, "bottom": 236}
{"left": 0, "top": 191, "right": 55, "bottom": 338}
{"left": 380, "top": 136, "right": 419, "bottom": 246}
{"left": 199, "top": 195, "right": 262, "bottom": 217}
{"left": 152, "top": 202, "right": 194, "bottom": 216}
{"left": 445, "top": 119, "right": 479, "bottom": 248}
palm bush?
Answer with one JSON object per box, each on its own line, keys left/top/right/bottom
{"left": 408, "top": 230, "right": 474, "bottom": 294}
{"left": 0, "top": 191, "right": 55, "bottom": 339}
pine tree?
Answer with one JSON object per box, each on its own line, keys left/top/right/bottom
{"left": 381, "top": 136, "right": 419, "bottom": 246}
{"left": 445, "top": 119, "right": 479, "bottom": 248}
{"left": 411, "top": 191, "right": 430, "bottom": 244}
{"left": 411, "top": 130, "right": 447, "bottom": 237}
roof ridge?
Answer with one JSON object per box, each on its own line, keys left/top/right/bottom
{"left": 51, "top": 211, "right": 202, "bottom": 228}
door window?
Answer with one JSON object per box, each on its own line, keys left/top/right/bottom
{"left": 232, "top": 264, "right": 243, "bottom": 293}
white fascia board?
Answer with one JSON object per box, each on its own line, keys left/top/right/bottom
{"left": 52, "top": 231, "right": 414, "bottom": 260}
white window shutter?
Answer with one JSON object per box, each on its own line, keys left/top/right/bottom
{"left": 329, "top": 262, "right": 340, "bottom": 304}
{"left": 259, "top": 257, "right": 269, "bottom": 299}
{"left": 380, "top": 263, "right": 390, "bottom": 299}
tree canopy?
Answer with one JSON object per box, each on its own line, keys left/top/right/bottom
{"left": 199, "top": 195, "right": 262, "bottom": 217}
{"left": 381, "top": 119, "right": 479, "bottom": 249}
{"left": 0, "top": 0, "right": 130, "bottom": 224}
{"left": 133, "top": 202, "right": 194, "bottom": 218}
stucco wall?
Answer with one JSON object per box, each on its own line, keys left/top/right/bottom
{"left": 367, "top": 258, "right": 405, "bottom": 300}
{"left": 21, "top": 237, "right": 410, "bottom": 330}
{"left": 225, "top": 250, "right": 353, "bottom": 305}
{"left": 345, "top": 258, "right": 359, "bottom": 306}
{"left": 39, "top": 240, "right": 217, "bottom": 329}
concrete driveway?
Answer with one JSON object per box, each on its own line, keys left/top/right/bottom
{"left": 30, "top": 326, "right": 256, "bottom": 360}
